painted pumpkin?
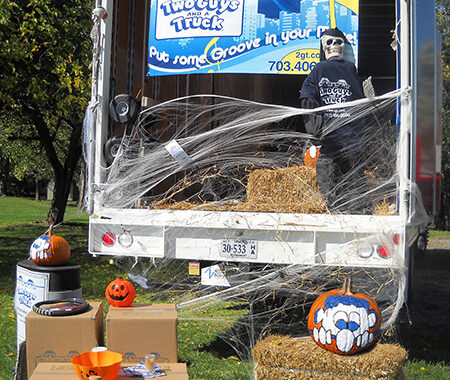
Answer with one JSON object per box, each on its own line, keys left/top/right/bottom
{"left": 105, "top": 276, "right": 135, "bottom": 307}
{"left": 29, "top": 224, "right": 70, "bottom": 266}
{"left": 307, "top": 278, "right": 381, "bottom": 355}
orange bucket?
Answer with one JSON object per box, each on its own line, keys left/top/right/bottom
{"left": 72, "top": 351, "right": 122, "bottom": 380}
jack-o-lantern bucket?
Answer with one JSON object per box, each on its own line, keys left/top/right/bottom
{"left": 105, "top": 276, "right": 136, "bottom": 307}
{"left": 72, "top": 350, "right": 122, "bottom": 380}
{"left": 307, "top": 278, "right": 381, "bottom": 355}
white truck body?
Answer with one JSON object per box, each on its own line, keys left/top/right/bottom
{"left": 86, "top": 0, "right": 441, "bottom": 304}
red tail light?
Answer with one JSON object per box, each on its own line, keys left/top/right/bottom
{"left": 393, "top": 234, "right": 402, "bottom": 245}
{"left": 377, "top": 244, "right": 391, "bottom": 259}
{"left": 102, "top": 232, "right": 116, "bottom": 246}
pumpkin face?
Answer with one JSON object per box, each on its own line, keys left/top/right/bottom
{"left": 307, "top": 278, "right": 381, "bottom": 355}
{"left": 29, "top": 225, "right": 70, "bottom": 266}
{"left": 105, "top": 277, "right": 135, "bottom": 307}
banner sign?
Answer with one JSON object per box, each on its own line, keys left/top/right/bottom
{"left": 147, "top": 0, "right": 359, "bottom": 76}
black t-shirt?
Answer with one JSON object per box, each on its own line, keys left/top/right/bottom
{"left": 300, "top": 59, "right": 364, "bottom": 153}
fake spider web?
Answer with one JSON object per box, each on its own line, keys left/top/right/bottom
{"left": 87, "top": 88, "right": 429, "bottom": 361}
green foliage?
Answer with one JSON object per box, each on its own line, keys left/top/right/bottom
{"left": 0, "top": 0, "right": 92, "bottom": 112}
{"left": 0, "top": 114, "right": 51, "bottom": 181}
{"left": 0, "top": 0, "right": 93, "bottom": 222}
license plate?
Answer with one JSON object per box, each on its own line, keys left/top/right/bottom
{"left": 219, "top": 239, "right": 257, "bottom": 259}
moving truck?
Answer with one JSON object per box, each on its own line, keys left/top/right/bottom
{"left": 85, "top": 0, "right": 442, "bottom": 323}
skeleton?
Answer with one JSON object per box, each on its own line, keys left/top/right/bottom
{"left": 300, "top": 28, "right": 375, "bottom": 215}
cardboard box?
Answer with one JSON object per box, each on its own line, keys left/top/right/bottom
{"left": 26, "top": 302, "right": 104, "bottom": 377}
{"left": 106, "top": 304, "right": 178, "bottom": 363}
{"left": 29, "top": 362, "right": 189, "bottom": 380}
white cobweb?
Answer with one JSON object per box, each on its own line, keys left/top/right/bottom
{"left": 89, "top": 88, "right": 429, "bottom": 360}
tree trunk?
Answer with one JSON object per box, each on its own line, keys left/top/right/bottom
{"left": 29, "top": 108, "right": 83, "bottom": 226}
{"left": 47, "top": 133, "right": 83, "bottom": 224}
{"left": 47, "top": 171, "right": 73, "bottom": 224}
{"left": 77, "top": 160, "right": 86, "bottom": 212}
{"left": 2, "top": 159, "right": 10, "bottom": 195}
{"left": 35, "top": 179, "right": 41, "bottom": 201}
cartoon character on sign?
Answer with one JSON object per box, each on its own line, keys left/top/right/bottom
{"left": 29, "top": 236, "right": 51, "bottom": 261}
{"left": 307, "top": 278, "right": 381, "bottom": 355}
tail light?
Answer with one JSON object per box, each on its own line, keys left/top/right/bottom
{"left": 102, "top": 232, "right": 116, "bottom": 246}
{"left": 392, "top": 234, "right": 402, "bottom": 245}
{"left": 377, "top": 244, "right": 391, "bottom": 259}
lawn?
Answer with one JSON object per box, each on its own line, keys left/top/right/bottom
{"left": 0, "top": 197, "right": 253, "bottom": 379}
{"left": 0, "top": 197, "right": 449, "bottom": 379}
{"left": 0, "top": 197, "right": 88, "bottom": 226}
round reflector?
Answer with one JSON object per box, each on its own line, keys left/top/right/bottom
{"left": 118, "top": 230, "right": 133, "bottom": 248}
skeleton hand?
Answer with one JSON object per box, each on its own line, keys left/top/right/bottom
{"left": 363, "top": 76, "right": 375, "bottom": 99}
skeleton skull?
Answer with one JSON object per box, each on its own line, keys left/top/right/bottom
{"left": 321, "top": 36, "right": 345, "bottom": 60}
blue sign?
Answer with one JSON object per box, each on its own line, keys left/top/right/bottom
{"left": 147, "top": 0, "right": 359, "bottom": 76}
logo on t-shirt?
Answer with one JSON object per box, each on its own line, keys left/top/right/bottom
{"left": 318, "top": 77, "right": 352, "bottom": 104}
{"left": 318, "top": 77, "right": 352, "bottom": 119}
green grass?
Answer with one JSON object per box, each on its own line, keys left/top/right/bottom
{"left": 429, "top": 228, "right": 450, "bottom": 239}
{"left": 0, "top": 197, "right": 449, "bottom": 379}
{"left": 0, "top": 293, "right": 16, "bottom": 378}
{"left": 404, "top": 361, "right": 450, "bottom": 380}
{"left": 0, "top": 196, "right": 89, "bottom": 226}
{"left": 0, "top": 197, "right": 253, "bottom": 379}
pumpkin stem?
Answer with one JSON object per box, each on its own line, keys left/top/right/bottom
{"left": 48, "top": 223, "right": 54, "bottom": 236}
{"left": 341, "top": 278, "right": 353, "bottom": 296}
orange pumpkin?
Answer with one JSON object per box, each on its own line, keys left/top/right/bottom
{"left": 304, "top": 145, "right": 321, "bottom": 167}
{"left": 307, "top": 278, "right": 381, "bottom": 355}
{"left": 105, "top": 276, "right": 135, "bottom": 307}
{"left": 29, "top": 224, "right": 71, "bottom": 266}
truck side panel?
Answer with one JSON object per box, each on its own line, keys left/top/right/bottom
{"left": 412, "top": 0, "right": 441, "bottom": 217}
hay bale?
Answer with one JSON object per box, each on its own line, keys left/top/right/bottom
{"left": 252, "top": 335, "right": 407, "bottom": 380}
{"left": 254, "top": 365, "right": 406, "bottom": 380}
{"left": 244, "top": 165, "right": 326, "bottom": 213}
{"left": 151, "top": 165, "right": 327, "bottom": 213}
{"left": 374, "top": 198, "right": 396, "bottom": 215}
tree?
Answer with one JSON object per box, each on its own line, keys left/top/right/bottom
{"left": 0, "top": 0, "right": 92, "bottom": 223}
{"left": 0, "top": 113, "right": 52, "bottom": 199}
